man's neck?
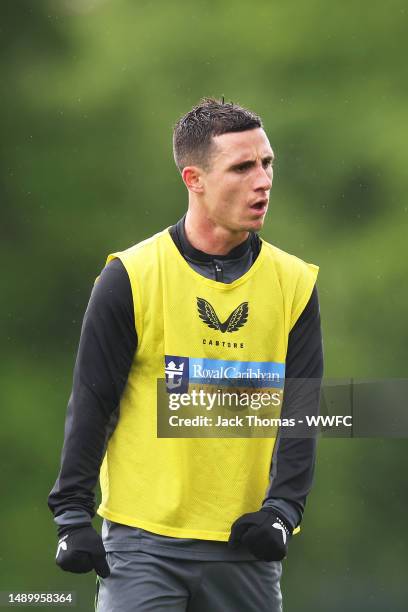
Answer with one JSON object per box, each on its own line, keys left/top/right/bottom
{"left": 184, "top": 209, "right": 249, "bottom": 255}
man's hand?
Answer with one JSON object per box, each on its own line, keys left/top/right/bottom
{"left": 228, "top": 509, "right": 291, "bottom": 561}
{"left": 55, "top": 523, "right": 110, "bottom": 578}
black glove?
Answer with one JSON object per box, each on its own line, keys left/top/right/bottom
{"left": 228, "top": 509, "right": 292, "bottom": 561}
{"left": 55, "top": 523, "right": 110, "bottom": 578}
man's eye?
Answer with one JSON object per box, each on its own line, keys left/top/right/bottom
{"left": 263, "top": 160, "right": 273, "bottom": 168}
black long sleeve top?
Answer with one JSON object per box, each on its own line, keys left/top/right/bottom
{"left": 48, "top": 218, "right": 323, "bottom": 540}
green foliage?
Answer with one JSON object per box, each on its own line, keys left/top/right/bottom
{"left": 1, "top": 1, "right": 407, "bottom": 610}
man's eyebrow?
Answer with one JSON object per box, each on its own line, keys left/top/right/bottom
{"left": 228, "top": 154, "right": 275, "bottom": 170}
{"left": 264, "top": 154, "right": 275, "bottom": 163}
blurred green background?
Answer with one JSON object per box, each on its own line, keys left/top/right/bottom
{"left": 1, "top": 0, "right": 407, "bottom": 610}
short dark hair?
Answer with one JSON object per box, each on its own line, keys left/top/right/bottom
{"left": 173, "top": 97, "right": 263, "bottom": 172}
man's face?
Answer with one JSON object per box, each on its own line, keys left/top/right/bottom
{"left": 200, "top": 128, "right": 274, "bottom": 233}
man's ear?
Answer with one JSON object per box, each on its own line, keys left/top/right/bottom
{"left": 181, "top": 166, "right": 205, "bottom": 193}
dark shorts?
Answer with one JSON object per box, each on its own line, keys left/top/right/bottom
{"left": 96, "top": 550, "right": 283, "bottom": 612}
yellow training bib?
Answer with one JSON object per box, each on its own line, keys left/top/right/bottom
{"left": 97, "top": 228, "right": 318, "bottom": 540}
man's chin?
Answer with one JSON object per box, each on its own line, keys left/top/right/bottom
{"left": 223, "top": 215, "right": 266, "bottom": 234}
{"left": 245, "top": 216, "right": 266, "bottom": 232}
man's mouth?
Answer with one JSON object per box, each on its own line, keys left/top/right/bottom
{"left": 250, "top": 200, "right": 268, "bottom": 214}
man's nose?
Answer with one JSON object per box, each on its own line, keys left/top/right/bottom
{"left": 254, "top": 165, "right": 272, "bottom": 191}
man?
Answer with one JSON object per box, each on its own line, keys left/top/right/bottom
{"left": 48, "top": 97, "right": 323, "bottom": 611}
